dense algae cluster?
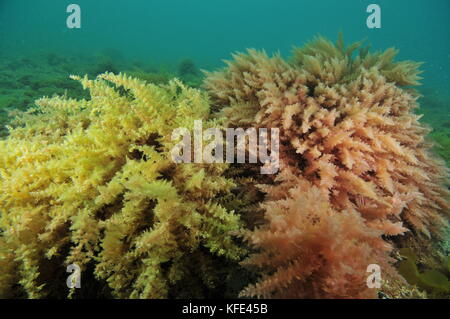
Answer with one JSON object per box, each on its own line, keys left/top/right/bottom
{"left": 0, "top": 35, "right": 449, "bottom": 299}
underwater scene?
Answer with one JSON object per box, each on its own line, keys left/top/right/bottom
{"left": 0, "top": 0, "right": 449, "bottom": 301}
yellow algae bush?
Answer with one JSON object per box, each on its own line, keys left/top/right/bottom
{"left": 0, "top": 73, "right": 243, "bottom": 298}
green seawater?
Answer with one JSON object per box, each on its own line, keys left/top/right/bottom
{"left": 0, "top": 1, "right": 449, "bottom": 148}
{"left": 0, "top": 2, "right": 448, "bottom": 179}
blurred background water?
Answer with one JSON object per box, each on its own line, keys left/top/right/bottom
{"left": 0, "top": 0, "right": 449, "bottom": 155}
{"left": 0, "top": 0, "right": 449, "bottom": 89}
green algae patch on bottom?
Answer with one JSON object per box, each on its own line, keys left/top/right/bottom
{"left": 397, "top": 248, "right": 450, "bottom": 297}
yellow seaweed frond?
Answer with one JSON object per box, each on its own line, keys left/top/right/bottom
{"left": 0, "top": 73, "right": 243, "bottom": 298}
